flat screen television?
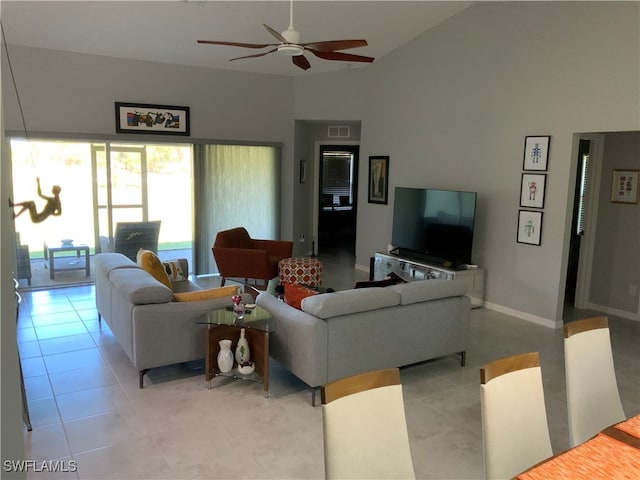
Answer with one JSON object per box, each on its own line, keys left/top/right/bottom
{"left": 391, "top": 187, "right": 477, "bottom": 268}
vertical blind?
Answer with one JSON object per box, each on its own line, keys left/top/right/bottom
{"left": 193, "top": 144, "right": 280, "bottom": 275}
{"left": 576, "top": 153, "right": 590, "bottom": 236}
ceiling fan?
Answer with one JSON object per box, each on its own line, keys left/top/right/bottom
{"left": 197, "top": 0, "right": 374, "bottom": 71}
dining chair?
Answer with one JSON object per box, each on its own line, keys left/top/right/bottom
{"left": 564, "top": 316, "right": 626, "bottom": 447}
{"left": 321, "top": 368, "right": 415, "bottom": 480}
{"left": 480, "top": 352, "right": 552, "bottom": 480}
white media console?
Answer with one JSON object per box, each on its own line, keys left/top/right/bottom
{"left": 372, "top": 252, "right": 485, "bottom": 308}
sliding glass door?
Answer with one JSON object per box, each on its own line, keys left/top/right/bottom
{"left": 92, "top": 144, "right": 149, "bottom": 253}
{"left": 10, "top": 139, "right": 193, "bottom": 288}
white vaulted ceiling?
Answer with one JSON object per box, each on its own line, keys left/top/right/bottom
{"left": 1, "top": 1, "right": 472, "bottom": 76}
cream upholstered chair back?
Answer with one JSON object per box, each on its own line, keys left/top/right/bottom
{"left": 564, "top": 316, "right": 625, "bottom": 447}
{"left": 480, "top": 352, "right": 552, "bottom": 480}
{"left": 321, "top": 368, "right": 415, "bottom": 480}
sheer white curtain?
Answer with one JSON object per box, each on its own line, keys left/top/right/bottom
{"left": 193, "top": 144, "right": 280, "bottom": 275}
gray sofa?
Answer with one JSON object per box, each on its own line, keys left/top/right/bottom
{"left": 256, "top": 279, "right": 471, "bottom": 394}
{"left": 94, "top": 253, "right": 250, "bottom": 388}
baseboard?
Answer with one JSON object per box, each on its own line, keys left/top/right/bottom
{"left": 355, "top": 263, "right": 369, "bottom": 272}
{"left": 587, "top": 302, "right": 640, "bottom": 322}
{"left": 482, "top": 301, "right": 560, "bottom": 329}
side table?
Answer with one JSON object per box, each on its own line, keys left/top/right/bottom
{"left": 196, "top": 306, "right": 274, "bottom": 398}
{"left": 43, "top": 240, "right": 90, "bottom": 280}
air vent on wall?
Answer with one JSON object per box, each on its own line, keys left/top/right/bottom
{"left": 328, "top": 126, "right": 350, "bottom": 138}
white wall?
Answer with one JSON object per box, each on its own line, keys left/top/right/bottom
{"left": 1, "top": 46, "right": 297, "bottom": 240}
{"left": 294, "top": 68, "right": 367, "bottom": 121}
{"left": 1, "top": 0, "right": 28, "bottom": 469}
{"left": 589, "top": 132, "right": 640, "bottom": 315}
{"left": 353, "top": 2, "right": 640, "bottom": 325}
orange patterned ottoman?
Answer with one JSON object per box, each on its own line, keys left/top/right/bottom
{"left": 278, "top": 257, "right": 323, "bottom": 287}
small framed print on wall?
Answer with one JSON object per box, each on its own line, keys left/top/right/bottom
{"left": 523, "top": 135, "right": 550, "bottom": 171}
{"left": 610, "top": 169, "right": 639, "bottom": 204}
{"left": 368, "top": 156, "right": 389, "bottom": 204}
{"left": 517, "top": 210, "right": 543, "bottom": 246}
{"left": 520, "top": 173, "right": 546, "bottom": 209}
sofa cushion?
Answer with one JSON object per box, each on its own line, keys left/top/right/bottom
{"left": 137, "top": 249, "right": 172, "bottom": 290}
{"left": 283, "top": 282, "right": 319, "bottom": 310}
{"left": 94, "top": 252, "right": 141, "bottom": 274}
{"left": 174, "top": 285, "right": 239, "bottom": 302}
{"left": 390, "top": 279, "right": 468, "bottom": 305}
{"left": 301, "top": 287, "right": 400, "bottom": 319}
{"left": 109, "top": 268, "right": 174, "bottom": 304}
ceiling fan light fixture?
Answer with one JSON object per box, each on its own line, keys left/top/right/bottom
{"left": 278, "top": 44, "right": 304, "bottom": 56}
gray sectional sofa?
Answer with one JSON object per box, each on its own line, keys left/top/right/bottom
{"left": 94, "top": 253, "right": 251, "bottom": 388}
{"left": 256, "top": 279, "right": 471, "bottom": 396}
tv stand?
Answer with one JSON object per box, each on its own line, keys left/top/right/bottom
{"left": 372, "top": 252, "right": 484, "bottom": 308}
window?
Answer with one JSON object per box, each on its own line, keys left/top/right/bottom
{"left": 193, "top": 144, "right": 280, "bottom": 275}
{"left": 10, "top": 138, "right": 193, "bottom": 287}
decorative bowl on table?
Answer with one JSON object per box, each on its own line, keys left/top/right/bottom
{"left": 237, "top": 362, "right": 255, "bottom": 375}
{"left": 61, "top": 239, "right": 74, "bottom": 246}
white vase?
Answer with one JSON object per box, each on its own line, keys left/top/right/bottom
{"left": 217, "top": 339, "right": 234, "bottom": 373}
{"left": 235, "top": 328, "right": 250, "bottom": 365}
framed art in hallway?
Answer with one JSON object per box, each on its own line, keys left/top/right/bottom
{"left": 520, "top": 173, "right": 546, "bottom": 208}
{"left": 610, "top": 169, "right": 639, "bottom": 204}
{"left": 115, "top": 102, "right": 190, "bottom": 135}
{"left": 523, "top": 135, "right": 550, "bottom": 171}
{"left": 517, "top": 210, "right": 543, "bottom": 246}
{"left": 368, "top": 156, "right": 389, "bottom": 204}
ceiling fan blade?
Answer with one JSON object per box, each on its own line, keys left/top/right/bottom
{"left": 292, "top": 55, "right": 311, "bottom": 70}
{"left": 197, "top": 40, "right": 276, "bottom": 49}
{"left": 263, "top": 24, "right": 288, "bottom": 44}
{"left": 306, "top": 48, "right": 375, "bottom": 63}
{"left": 229, "top": 49, "right": 278, "bottom": 61}
{"left": 301, "top": 39, "right": 368, "bottom": 52}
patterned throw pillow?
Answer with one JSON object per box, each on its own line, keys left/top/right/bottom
{"left": 163, "top": 260, "right": 186, "bottom": 283}
{"left": 136, "top": 248, "right": 172, "bottom": 290}
{"left": 283, "top": 282, "right": 319, "bottom": 310}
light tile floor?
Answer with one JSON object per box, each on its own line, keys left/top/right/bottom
{"left": 16, "top": 255, "right": 640, "bottom": 479}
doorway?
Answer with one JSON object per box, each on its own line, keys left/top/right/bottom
{"left": 564, "top": 139, "right": 591, "bottom": 314}
{"left": 317, "top": 145, "right": 358, "bottom": 255}
{"left": 92, "top": 144, "right": 150, "bottom": 252}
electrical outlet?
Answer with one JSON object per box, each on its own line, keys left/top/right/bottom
{"left": 298, "top": 234, "right": 305, "bottom": 243}
{"left": 629, "top": 284, "right": 638, "bottom": 296}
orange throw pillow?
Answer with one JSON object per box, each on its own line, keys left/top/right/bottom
{"left": 283, "top": 282, "right": 319, "bottom": 310}
{"left": 174, "top": 285, "right": 239, "bottom": 302}
{"left": 136, "top": 249, "right": 172, "bottom": 290}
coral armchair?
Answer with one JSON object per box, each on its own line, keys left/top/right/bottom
{"left": 212, "top": 227, "right": 293, "bottom": 288}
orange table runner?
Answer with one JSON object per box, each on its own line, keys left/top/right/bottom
{"left": 517, "top": 433, "right": 640, "bottom": 480}
{"left": 616, "top": 414, "right": 640, "bottom": 439}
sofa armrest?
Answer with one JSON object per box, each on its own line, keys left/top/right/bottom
{"left": 390, "top": 279, "right": 468, "bottom": 305}
{"left": 256, "top": 292, "right": 328, "bottom": 388}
